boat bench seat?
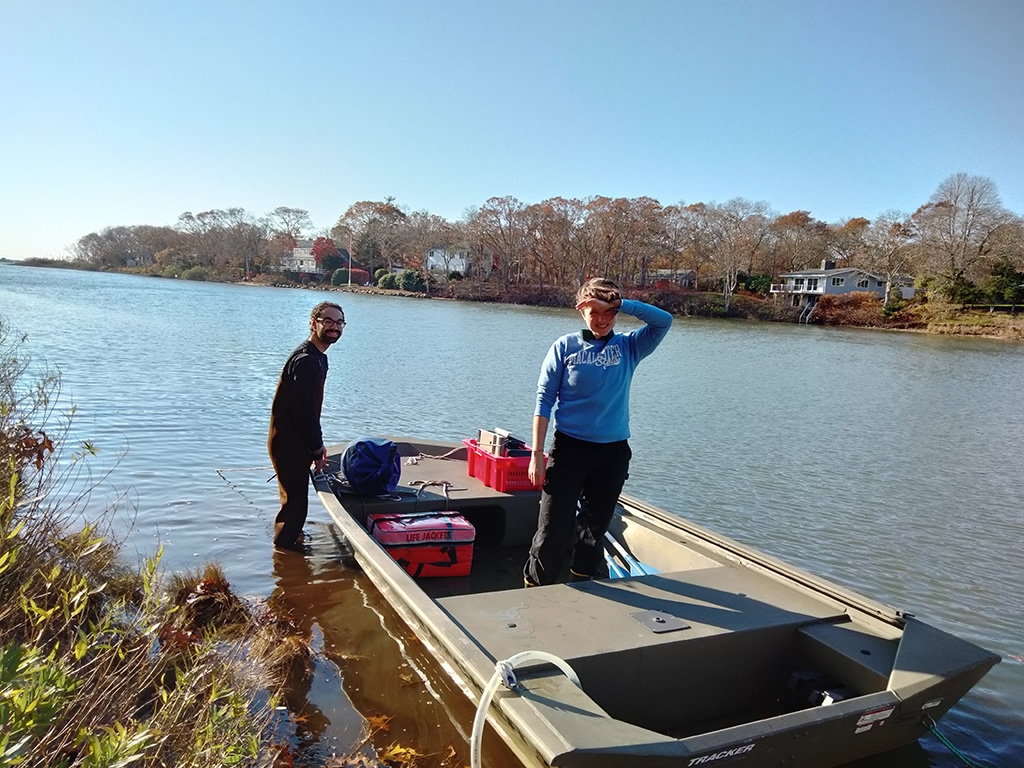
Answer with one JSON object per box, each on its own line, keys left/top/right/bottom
{"left": 795, "top": 619, "right": 898, "bottom": 693}
{"left": 438, "top": 565, "right": 849, "bottom": 731}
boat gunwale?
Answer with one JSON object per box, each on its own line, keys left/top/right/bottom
{"left": 617, "top": 493, "right": 909, "bottom": 628}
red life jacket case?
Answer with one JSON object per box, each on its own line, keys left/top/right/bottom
{"left": 367, "top": 511, "right": 475, "bottom": 578}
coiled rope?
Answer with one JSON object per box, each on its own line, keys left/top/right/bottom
{"left": 470, "top": 651, "right": 580, "bottom": 768}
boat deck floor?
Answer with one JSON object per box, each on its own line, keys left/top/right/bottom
{"left": 326, "top": 441, "right": 853, "bottom": 668}
{"left": 436, "top": 564, "right": 852, "bottom": 737}
{"left": 417, "top": 544, "right": 529, "bottom": 598}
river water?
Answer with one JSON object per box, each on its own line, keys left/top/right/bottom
{"left": 1, "top": 263, "right": 1021, "bottom": 767}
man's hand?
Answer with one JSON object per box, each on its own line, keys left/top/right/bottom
{"left": 312, "top": 445, "right": 328, "bottom": 472}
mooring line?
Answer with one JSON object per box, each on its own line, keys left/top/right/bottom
{"left": 215, "top": 466, "right": 275, "bottom": 513}
{"left": 923, "top": 716, "right": 989, "bottom": 767}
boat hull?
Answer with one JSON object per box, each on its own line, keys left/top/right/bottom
{"left": 314, "top": 438, "right": 998, "bottom": 768}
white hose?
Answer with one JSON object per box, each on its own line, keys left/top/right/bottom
{"left": 470, "top": 651, "right": 581, "bottom": 768}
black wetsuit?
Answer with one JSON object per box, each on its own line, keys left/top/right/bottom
{"left": 268, "top": 339, "right": 328, "bottom": 548}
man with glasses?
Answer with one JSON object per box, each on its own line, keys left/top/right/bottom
{"left": 268, "top": 301, "right": 345, "bottom": 551}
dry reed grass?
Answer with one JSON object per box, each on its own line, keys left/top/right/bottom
{"left": 0, "top": 320, "right": 312, "bottom": 767}
{"left": 1, "top": 318, "right": 454, "bottom": 768}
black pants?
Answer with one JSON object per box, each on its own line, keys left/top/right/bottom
{"left": 524, "top": 432, "right": 631, "bottom": 586}
{"left": 270, "top": 437, "right": 312, "bottom": 549}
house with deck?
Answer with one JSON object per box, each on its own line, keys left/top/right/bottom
{"left": 771, "top": 260, "right": 914, "bottom": 320}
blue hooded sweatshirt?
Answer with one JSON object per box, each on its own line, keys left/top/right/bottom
{"left": 535, "top": 299, "right": 672, "bottom": 443}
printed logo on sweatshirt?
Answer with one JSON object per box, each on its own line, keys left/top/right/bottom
{"left": 566, "top": 345, "right": 622, "bottom": 369}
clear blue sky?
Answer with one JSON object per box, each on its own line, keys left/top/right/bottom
{"left": 2, "top": 0, "right": 1022, "bottom": 260}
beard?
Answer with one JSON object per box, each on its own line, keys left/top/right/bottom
{"left": 318, "top": 329, "right": 341, "bottom": 345}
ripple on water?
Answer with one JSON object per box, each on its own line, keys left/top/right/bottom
{"left": 2, "top": 264, "right": 1021, "bottom": 764}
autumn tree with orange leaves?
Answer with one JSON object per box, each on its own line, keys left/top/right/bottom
{"left": 68, "top": 173, "right": 1023, "bottom": 304}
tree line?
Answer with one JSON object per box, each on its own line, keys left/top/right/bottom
{"left": 68, "top": 173, "right": 1024, "bottom": 306}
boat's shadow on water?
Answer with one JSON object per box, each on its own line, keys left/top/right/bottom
{"left": 267, "top": 534, "right": 362, "bottom": 764}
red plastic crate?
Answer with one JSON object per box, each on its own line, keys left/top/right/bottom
{"left": 463, "top": 438, "right": 546, "bottom": 492}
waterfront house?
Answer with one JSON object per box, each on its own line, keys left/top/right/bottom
{"left": 426, "top": 246, "right": 470, "bottom": 275}
{"left": 771, "top": 260, "right": 914, "bottom": 318}
{"left": 651, "top": 268, "right": 697, "bottom": 288}
{"left": 278, "top": 241, "right": 323, "bottom": 275}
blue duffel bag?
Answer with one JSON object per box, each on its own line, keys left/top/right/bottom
{"left": 341, "top": 438, "right": 401, "bottom": 495}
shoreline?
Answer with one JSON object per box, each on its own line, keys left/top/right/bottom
{"left": 242, "top": 276, "right": 1024, "bottom": 342}
{"left": 7, "top": 259, "right": 1024, "bottom": 341}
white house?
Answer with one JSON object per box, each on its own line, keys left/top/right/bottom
{"left": 278, "top": 243, "right": 323, "bottom": 275}
{"left": 426, "top": 246, "right": 470, "bottom": 275}
{"left": 771, "top": 260, "right": 914, "bottom": 312}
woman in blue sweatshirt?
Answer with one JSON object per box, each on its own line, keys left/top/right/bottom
{"left": 524, "top": 278, "right": 673, "bottom": 586}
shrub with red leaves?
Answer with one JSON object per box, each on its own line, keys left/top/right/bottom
{"left": 812, "top": 292, "right": 885, "bottom": 326}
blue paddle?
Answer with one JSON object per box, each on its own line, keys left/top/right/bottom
{"left": 604, "top": 531, "right": 659, "bottom": 576}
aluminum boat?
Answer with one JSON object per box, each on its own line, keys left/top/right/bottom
{"left": 313, "top": 438, "right": 998, "bottom": 768}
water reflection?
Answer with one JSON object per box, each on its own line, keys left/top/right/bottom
{"left": 269, "top": 546, "right": 338, "bottom": 763}
{"left": 266, "top": 523, "right": 521, "bottom": 768}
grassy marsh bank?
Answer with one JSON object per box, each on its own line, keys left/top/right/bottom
{"left": 0, "top": 319, "right": 406, "bottom": 767}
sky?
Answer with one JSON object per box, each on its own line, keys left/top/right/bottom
{"left": 1, "top": 0, "right": 1022, "bottom": 260}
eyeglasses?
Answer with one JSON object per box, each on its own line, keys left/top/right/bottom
{"left": 316, "top": 317, "right": 345, "bottom": 327}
